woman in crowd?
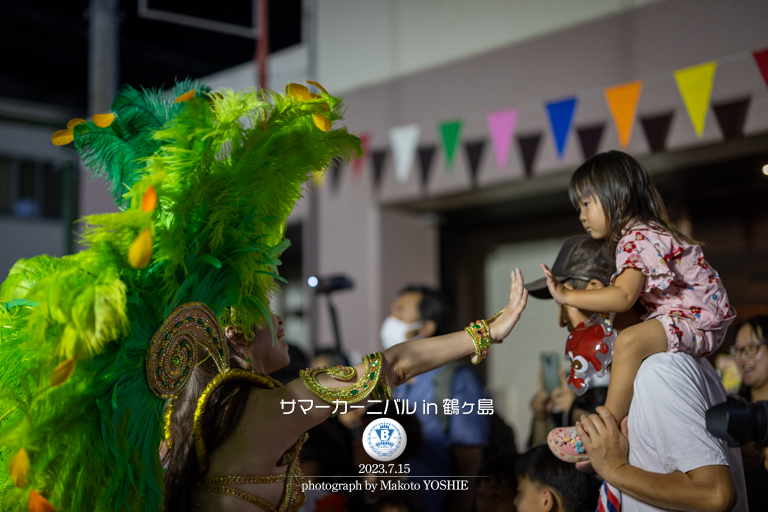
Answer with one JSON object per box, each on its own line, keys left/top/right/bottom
{"left": 731, "top": 315, "right": 768, "bottom": 510}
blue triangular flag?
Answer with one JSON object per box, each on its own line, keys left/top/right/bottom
{"left": 546, "top": 97, "right": 578, "bottom": 159}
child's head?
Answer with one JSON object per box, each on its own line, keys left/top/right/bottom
{"left": 514, "top": 446, "right": 595, "bottom": 512}
{"left": 475, "top": 450, "right": 518, "bottom": 512}
{"left": 569, "top": 151, "right": 689, "bottom": 246}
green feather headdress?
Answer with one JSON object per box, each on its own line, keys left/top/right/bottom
{"left": 0, "top": 80, "right": 361, "bottom": 511}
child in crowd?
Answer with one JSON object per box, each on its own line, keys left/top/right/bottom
{"left": 542, "top": 151, "right": 734, "bottom": 462}
{"left": 474, "top": 450, "right": 518, "bottom": 512}
{"left": 514, "top": 445, "right": 596, "bottom": 512}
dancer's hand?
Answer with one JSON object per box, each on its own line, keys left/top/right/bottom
{"left": 540, "top": 263, "right": 569, "bottom": 305}
{"left": 488, "top": 269, "right": 528, "bottom": 342}
{"left": 576, "top": 407, "right": 629, "bottom": 481}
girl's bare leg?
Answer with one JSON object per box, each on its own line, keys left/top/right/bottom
{"left": 603, "top": 319, "right": 668, "bottom": 420}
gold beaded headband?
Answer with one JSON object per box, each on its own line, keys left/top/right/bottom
{"left": 145, "top": 302, "right": 231, "bottom": 399}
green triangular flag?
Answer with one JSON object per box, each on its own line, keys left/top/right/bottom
{"left": 438, "top": 119, "right": 463, "bottom": 171}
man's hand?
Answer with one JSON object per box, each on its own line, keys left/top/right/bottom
{"left": 575, "top": 406, "right": 629, "bottom": 482}
{"left": 540, "top": 263, "right": 569, "bottom": 305}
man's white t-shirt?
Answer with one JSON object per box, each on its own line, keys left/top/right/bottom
{"left": 623, "top": 352, "right": 748, "bottom": 512}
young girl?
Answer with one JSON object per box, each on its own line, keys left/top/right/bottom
{"left": 543, "top": 150, "right": 734, "bottom": 463}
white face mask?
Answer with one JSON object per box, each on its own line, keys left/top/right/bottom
{"left": 380, "top": 316, "right": 423, "bottom": 350}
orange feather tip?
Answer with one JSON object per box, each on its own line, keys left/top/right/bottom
{"left": 141, "top": 186, "right": 158, "bottom": 212}
{"left": 128, "top": 228, "right": 153, "bottom": 269}
{"left": 10, "top": 448, "right": 29, "bottom": 488}
{"left": 29, "top": 490, "right": 55, "bottom": 512}
{"left": 286, "top": 83, "right": 311, "bottom": 101}
{"left": 306, "top": 80, "right": 328, "bottom": 94}
{"left": 92, "top": 113, "right": 115, "bottom": 128}
{"left": 50, "top": 358, "right": 77, "bottom": 387}
{"left": 313, "top": 113, "right": 331, "bottom": 132}
{"left": 51, "top": 130, "right": 74, "bottom": 146}
{"left": 66, "top": 118, "right": 86, "bottom": 131}
{"left": 174, "top": 90, "right": 196, "bottom": 103}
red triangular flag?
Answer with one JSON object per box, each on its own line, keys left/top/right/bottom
{"left": 353, "top": 133, "right": 371, "bottom": 177}
{"left": 753, "top": 48, "right": 768, "bottom": 89}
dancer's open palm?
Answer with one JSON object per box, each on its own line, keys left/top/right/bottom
{"left": 489, "top": 268, "right": 528, "bottom": 342}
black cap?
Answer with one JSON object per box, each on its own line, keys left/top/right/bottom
{"left": 526, "top": 237, "right": 614, "bottom": 299}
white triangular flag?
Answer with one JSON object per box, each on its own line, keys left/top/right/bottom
{"left": 389, "top": 125, "right": 421, "bottom": 183}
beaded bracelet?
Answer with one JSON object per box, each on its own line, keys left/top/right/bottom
{"left": 300, "top": 352, "right": 393, "bottom": 404}
{"left": 466, "top": 319, "right": 492, "bottom": 365}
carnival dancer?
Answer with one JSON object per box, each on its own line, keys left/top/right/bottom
{"left": 0, "top": 81, "right": 528, "bottom": 512}
{"left": 541, "top": 151, "right": 734, "bottom": 463}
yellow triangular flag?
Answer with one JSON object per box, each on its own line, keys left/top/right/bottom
{"left": 674, "top": 61, "right": 717, "bottom": 138}
{"left": 604, "top": 81, "right": 643, "bottom": 148}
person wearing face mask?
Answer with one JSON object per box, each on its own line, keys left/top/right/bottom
{"left": 382, "top": 285, "right": 490, "bottom": 512}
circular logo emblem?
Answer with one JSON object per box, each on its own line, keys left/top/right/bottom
{"left": 363, "top": 418, "right": 407, "bottom": 461}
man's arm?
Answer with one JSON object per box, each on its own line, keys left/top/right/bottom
{"left": 577, "top": 407, "right": 737, "bottom": 512}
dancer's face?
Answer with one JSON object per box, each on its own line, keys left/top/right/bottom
{"left": 226, "top": 314, "right": 289, "bottom": 374}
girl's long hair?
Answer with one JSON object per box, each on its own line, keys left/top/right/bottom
{"left": 163, "top": 344, "right": 253, "bottom": 511}
{"left": 569, "top": 151, "right": 696, "bottom": 249}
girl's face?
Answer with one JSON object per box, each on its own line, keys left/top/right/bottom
{"left": 578, "top": 194, "right": 608, "bottom": 239}
{"left": 734, "top": 324, "right": 768, "bottom": 393}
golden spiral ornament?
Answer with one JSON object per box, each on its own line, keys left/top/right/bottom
{"left": 146, "top": 302, "right": 230, "bottom": 399}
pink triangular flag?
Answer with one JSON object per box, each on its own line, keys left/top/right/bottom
{"left": 486, "top": 108, "right": 518, "bottom": 170}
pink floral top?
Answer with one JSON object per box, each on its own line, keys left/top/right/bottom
{"left": 612, "top": 224, "right": 735, "bottom": 330}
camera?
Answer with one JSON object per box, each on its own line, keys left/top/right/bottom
{"left": 705, "top": 396, "right": 768, "bottom": 446}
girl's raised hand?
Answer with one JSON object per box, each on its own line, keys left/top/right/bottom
{"left": 488, "top": 268, "right": 528, "bottom": 342}
{"left": 540, "top": 263, "right": 569, "bottom": 305}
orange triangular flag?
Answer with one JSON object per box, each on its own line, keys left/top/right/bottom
{"left": 604, "top": 81, "right": 643, "bottom": 148}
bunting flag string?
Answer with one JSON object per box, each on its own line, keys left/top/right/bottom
{"left": 517, "top": 133, "right": 542, "bottom": 177}
{"left": 348, "top": 46, "right": 767, "bottom": 196}
{"left": 389, "top": 125, "right": 421, "bottom": 183}
{"left": 417, "top": 146, "right": 436, "bottom": 191}
{"left": 604, "top": 81, "right": 643, "bottom": 148}
{"left": 439, "top": 120, "right": 464, "bottom": 171}
{"left": 464, "top": 140, "right": 486, "bottom": 185}
{"left": 546, "top": 97, "right": 578, "bottom": 159}
{"left": 576, "top": 124, "right": 605, "bottom": 161}
{"left": 352, "top": 133, "right": 371, "bottom": 178}
{"left": 486, "top": 108, "right": 518, "bottom": 170}
{"left": 674, "top": 61, "right": 717, "bottom": 138}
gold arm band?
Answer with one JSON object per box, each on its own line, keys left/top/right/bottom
{"left": 466, "top": 319, "right": 492, "bottom": 365}
{"left": 194, "top": 369, "right": 281, "bottom": 474}
{"left": 300, "top": 352, "right": 393, "bottom": 404}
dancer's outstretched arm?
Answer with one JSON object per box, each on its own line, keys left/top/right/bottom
{"left": 275, "top": 269, "right": 528, "bottom": 438}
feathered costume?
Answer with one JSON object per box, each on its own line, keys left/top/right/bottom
{"left": 0, "top": 80, "right": 361, "bottom": 512}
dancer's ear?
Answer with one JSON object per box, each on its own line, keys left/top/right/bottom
{"left": 225, "top": 326, "right": 247, "bottom": 348}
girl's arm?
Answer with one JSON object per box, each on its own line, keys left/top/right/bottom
{"left": 274, "top": 269, "right": 528, "bottom": 437}
{"left": 541, "top": 263, "right": 645, "bottom": 313}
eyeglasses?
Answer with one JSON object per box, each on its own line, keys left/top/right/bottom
{"left": 729, "top": 344, "right": 765, "bottom": 358}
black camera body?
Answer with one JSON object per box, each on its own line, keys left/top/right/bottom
{"left": 706, "top": 396, "right": 768, "bottom": 447}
